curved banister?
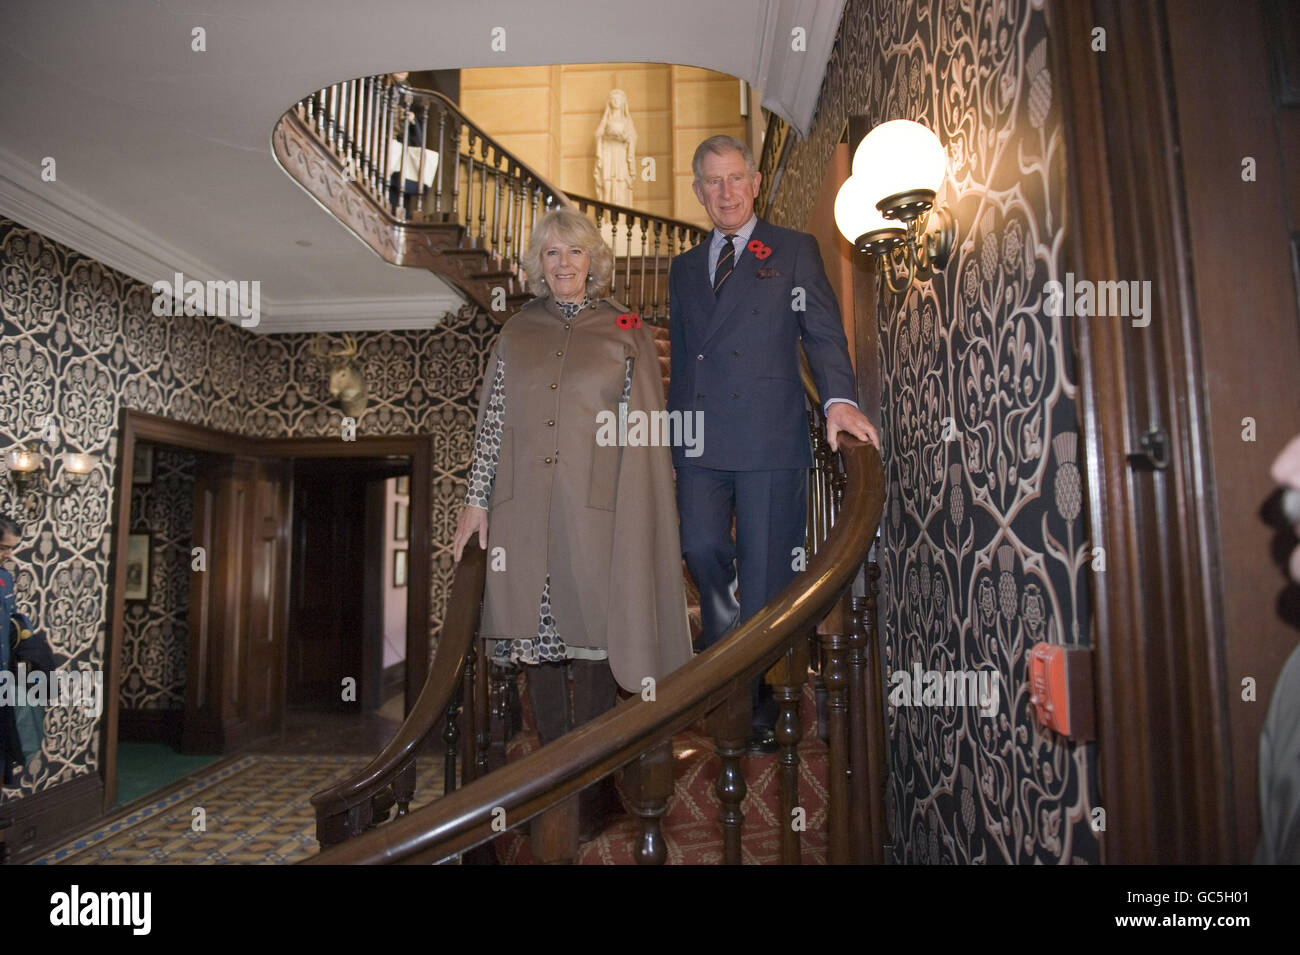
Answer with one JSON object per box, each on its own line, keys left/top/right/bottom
{"left": 308, "top": 541, "right": 486, "bottom": 842}
{"left": 302, "top": 437, "right": 883, "bottom": 865}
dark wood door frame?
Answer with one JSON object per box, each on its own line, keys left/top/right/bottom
{"left": 1052, "top": 0, "right": 1234, "bottom": 862}
{"left": 104, "top": 408, "right": 432, "bottom": 812}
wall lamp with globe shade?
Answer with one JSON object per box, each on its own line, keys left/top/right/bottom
{"left": 834, "top": 119, "right": 956, "bottom": 305}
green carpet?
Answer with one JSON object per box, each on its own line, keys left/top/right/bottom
{"left": 114, "top": 743, "right": 222, "bottom": 808}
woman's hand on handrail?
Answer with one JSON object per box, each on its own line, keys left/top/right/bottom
{"left": 452, "top": 506, "right": 488, "bottom": 562}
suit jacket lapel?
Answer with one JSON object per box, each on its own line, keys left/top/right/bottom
{"left": 700, "top": 219, "right": 769, "bottom": 351}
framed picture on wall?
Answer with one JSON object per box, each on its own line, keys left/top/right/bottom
{"left": 393, "top": 548, "right": 408, "bottom": 588}
{"left": 394, "top": 501, "right": 409, "bottom": 541}
{"left": 124, "top": 533, "right": 151, "bottom": 601}
{"left": 395, "top": 475, "right": 409, "bottom": 496}
{"left": 132, "top": 443, "right": 154, "bottom": 484}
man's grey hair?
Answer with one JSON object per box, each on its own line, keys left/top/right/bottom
{"left": 691, "top": 135, "right": 757, "bottom": 183}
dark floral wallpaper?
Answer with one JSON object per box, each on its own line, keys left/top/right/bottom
{"left": 0, "top": 214, "right": 498, "bottom": 799}
{"left": 122, "top": 444, "right": 195, "bottom": 711}
{"left": 770, "top": 0, "right": 1098, "bottom": 863}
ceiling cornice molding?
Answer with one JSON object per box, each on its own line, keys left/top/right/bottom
{"left": 0, "top": 142, "right": 221, "bottom": 296}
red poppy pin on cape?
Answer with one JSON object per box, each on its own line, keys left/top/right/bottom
{"left": 617, "top": 312, "right": 642, "bottom": 329}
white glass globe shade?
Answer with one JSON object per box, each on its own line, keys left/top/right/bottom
{"left": 834, "top": 174, "right": 904, "bottom": 245}
{"left": 851, "top": 120, "right": 948, "bottom": 206}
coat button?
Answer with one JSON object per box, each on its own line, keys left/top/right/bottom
{"left": 550, "top": 383, "right": 558, "bottom": 389}
{"left": 731, "top": 392, "right": 739, "bottom": 399}
{"left": 544, "top": 457, "right": 553, "bottom": 464}
{"left": 697, "top": 354, "right": 704, "bottom": 360}
{"left": 733, "top": 350, "right": 740, "bottom": 356}
{"left": 556, "top": 350, "right": 564, "bottom": 356}
{"left": 564, "top": 323, "right": 571, "bottom": 330}
{"left": 547, "top": 419, "right": 555, "bottom": 427}
{"left": 751, "top": 307, "right": 759, "bottom": 314}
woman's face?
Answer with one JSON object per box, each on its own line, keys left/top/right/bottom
{"left": 542, "top": 238, "right": 591, "bottom": 302}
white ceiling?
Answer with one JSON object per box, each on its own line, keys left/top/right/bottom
{"left": 0, "top": 0, "right": 844, "bottom": 333}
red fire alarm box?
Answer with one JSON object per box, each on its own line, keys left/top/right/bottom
{"left": 1028, "top": 642, "right": 1095, "bottom": 740}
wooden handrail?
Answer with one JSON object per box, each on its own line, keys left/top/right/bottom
{"left": 308, "top": 541, "right": 485, "bottom": 844}
{"left": 302, "top": 437, "right": 883, "bottom": 864}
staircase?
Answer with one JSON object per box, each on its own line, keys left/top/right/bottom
{"left": 272, "top": 75, "right": 706, "bottom": 322}
{"left": 278, "top": 75, "right": 889, "bottom": 864}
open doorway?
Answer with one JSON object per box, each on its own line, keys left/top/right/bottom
{"left": 103, "top": 410, "right": 434, "bottom": 814}
{"left": 284, "top": 457, "right": 411, "bottom": 722}
{"left": 114, "top": 439, "right": 220, "bottom": 806}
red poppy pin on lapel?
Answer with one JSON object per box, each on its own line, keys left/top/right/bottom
{"left": 617, "top": 312, "right": 642, "bottom": 329}
{"left": 747, "top": 239, "right": 773, "bottom": 260}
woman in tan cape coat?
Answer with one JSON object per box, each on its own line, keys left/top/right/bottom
{"left": 452, "top": 208, "right": 692, "bottom": 842}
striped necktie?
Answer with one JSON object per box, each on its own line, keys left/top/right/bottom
{"left": 713, "top": 233, "right": 737, "bottom": 293}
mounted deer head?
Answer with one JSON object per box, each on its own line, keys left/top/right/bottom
{"left": 309, "top": 333, "right": 369, "bottom": 418}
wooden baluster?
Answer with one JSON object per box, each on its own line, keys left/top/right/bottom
{"left": 503, "top": 170, "right": 516, "bottom": 270}
{"left": 820, "top": 625, "right": 851, "bottom": 864}
{"left": 626, "top": 738, "right": 673, "bottom": 865}
{"left": 489, "top": 664, "right": 511, "bottom": 770}
{"left": 477, "top": 137, "right": 489, "bottom": 247}
{"left": 460, "top": 640, "right": 479, "bottom": 784}
{"left": 443, "top": 671, "right": 462, "bottom": 793}
{"left": 398, "top": 91, "right": 413, "bottom": 221}
{"left": 651, "top": 221, "right": 663, "bottom": 321}
{"left": 770, "top": 641, "right": 809, "bottom": 864}
{"left": 378, "top": 84, "right": 393, "bottom": 210}
{"left": 393, "top": 760, "right": 415, "bottom": 817}
{"left": 434, "top": 107, "right": 447, "bottom": 216}
{"left": 847, "top": 592, "right": 872, "bottom": 864}
{"left": 464, "top": 133, "right": 477, "bottom": 242}
{"left": 452, "top": 121, "right": 464, "bottom": 229}
{"left": 708, "top": 688, "right": 750, "bottom": 865}
{"left": 489, "top": 153, "right": 502, "bottom": 258}
{"left": 637, "top": 219, "right": 648, "bottom": 316}
{"left": 366, "top": 77, "right": 381, "bottom": 196}
{"left": 415, "top": 101, "right": 430, "bottom": 219}
{"left": 475, "top": 641, "right": 491, "bottom": 778}
{"left": 624, "top": 215, "right": 634, "bottom": 300}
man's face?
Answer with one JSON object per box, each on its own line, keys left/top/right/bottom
{"left": 692, "top": 148, "right": 761, "bottom": 234}
{"left": 0, "top": 533, "right": 19, "bottom": 567}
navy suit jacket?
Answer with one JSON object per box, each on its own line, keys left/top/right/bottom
{"left": 667, "top": 218, "right": 858, "bottom": 470}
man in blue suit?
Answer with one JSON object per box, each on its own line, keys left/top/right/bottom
{"left": 669, "top": 135, "right": 880, "bottom": 753}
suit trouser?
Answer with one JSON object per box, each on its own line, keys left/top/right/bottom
{"left": 676, "top": 464, "right": 808, "bottom": 729}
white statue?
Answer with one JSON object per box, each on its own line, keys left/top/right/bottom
{"left": 594, "top": 89, "right": 637, "bottom": 206}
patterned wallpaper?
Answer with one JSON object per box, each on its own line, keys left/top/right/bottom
{"left": 122, "top": 444, "right": 195, "bottom": 711}
{"left": 770, "top": 0, "right": 1098, "bottom": 863}
{"left": 0, "top": 215, "right": 498, "bottom": 799}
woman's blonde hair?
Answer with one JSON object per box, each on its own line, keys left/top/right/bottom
{"left": 521, "top": 207, "right": 614, "bottom": 299}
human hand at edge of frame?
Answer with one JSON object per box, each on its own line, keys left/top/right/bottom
{"left": 824, "top": 401, "right": 881, "bottom": 453}
{"left": 452, "top": 506, "right": 488, "bottom": 563}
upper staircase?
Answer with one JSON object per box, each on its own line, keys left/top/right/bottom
{"left": 277, "top": 74, "right": 888, "bottom": 864}
{"left": 273, "top": 74, "right": 707, "bottom": 323}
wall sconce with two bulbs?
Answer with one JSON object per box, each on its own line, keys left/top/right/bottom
{"left": 834, "top": 119, "right": 956, "bottom": 307}
{"left": 4, "top": 426, "right": 97, "bottom": 517}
